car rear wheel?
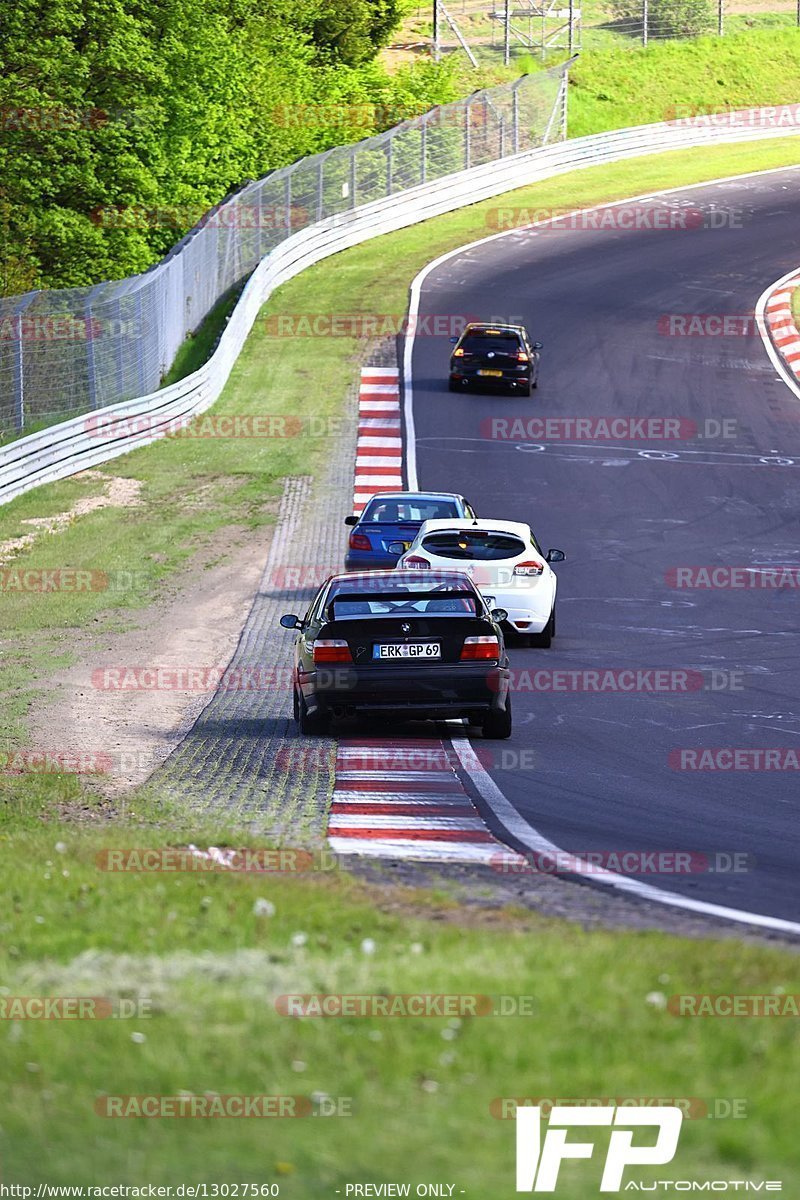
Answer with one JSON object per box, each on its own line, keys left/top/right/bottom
{"left": 482, "top": 697, "right": 512, "bottom": 739}
{"left": 298, "top": 691, "right": 330, "bottom": 736}
{"left": 530, "top": 606, "right": 555, "bottom": 648}
{"left": 448, "top": 378, "right": 460, "bottom": 392}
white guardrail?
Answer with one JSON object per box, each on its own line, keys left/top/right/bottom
{"left": 2, "top": 112, "right": 798, "bottom": 505}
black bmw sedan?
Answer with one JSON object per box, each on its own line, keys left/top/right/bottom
{"left": 279, "top": 570, "right": 512, "bottom": 738}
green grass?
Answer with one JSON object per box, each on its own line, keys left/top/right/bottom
{"left": 161, "top": 284, "right": 246, "bottom": 388}
{"left": 3, "top": 137, "right": 800, "bottom": 1185}
{"left": 569, "top": 28, "right": 800, "bottom": 135}
{"left": 1, "top": 807, "right": 799, "bottom": 1189}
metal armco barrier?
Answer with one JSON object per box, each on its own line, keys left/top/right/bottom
{"left": 1, "top": 106, "right": 799, "bottom": 505}
{"left": 0, "top": 68, "right": 568, "bottom": 435}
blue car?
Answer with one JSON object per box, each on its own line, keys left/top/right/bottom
{"left": 344, "top": 491, "right": 477, "bottom": 571}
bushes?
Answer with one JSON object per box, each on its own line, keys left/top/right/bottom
{"left": 0, "top": 0, "right": 459, "bottom": 292}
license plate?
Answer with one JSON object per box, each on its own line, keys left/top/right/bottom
{"left": 373, "top": 643, "right": 441, "bottom": 660}
{"left": 478, "top": 369, "right": 503, "bottom": 377}
{"left": 385, "top": 540, "right": 411, "bottom": 551}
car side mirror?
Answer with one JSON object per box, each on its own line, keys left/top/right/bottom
{"left": 387, "top": 541, "right": 406, "bottom": 556}
{"left": 546, "top": 548, "right": 565, "bottom": 563}
{"left": 449, "top": 336, "right": 459, "bottom": 343}
{"left": 533, "top": 341, "right": 543, "bottom": 350}
{"left": 344, "top": 515, "right": 358, "bottom": 526}
{"left": 490, "top": 608, "right": 509, "bottom": 624}
{"left": 279, "top": 613, "right": 301, "bottom": 629}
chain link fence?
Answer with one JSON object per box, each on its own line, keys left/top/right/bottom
{"left": 0, "top": 64, "right": 569, "bottom": 439}
{"left": 411, "top": 0, "right": 799, "bottom": 62}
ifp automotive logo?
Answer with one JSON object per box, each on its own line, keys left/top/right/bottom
{"left": 515, "top": 1104, "right": 683, "bottom": 1192}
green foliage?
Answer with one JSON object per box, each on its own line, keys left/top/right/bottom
{"left": 0, "top": 0, "right": 455, "bottom": 292}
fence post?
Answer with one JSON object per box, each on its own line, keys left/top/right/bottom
{"left": 465, "top": 99, "right": 472, "bottom": 169}
{"left": 114, "top": 296, "right": 125, "bottom": 398}
{"left": 254, "top": 186, "right": 263, "bottom": 262}
{"left": 512, "top": 83, "right": 521, "bottom": 153}
{"left": 718, "top": 0, "right": 724, "bottom": 35}
{"left": 386, "top": 138, "right": 393, "bottom": 195}
{"left": 642, "top": 0, "right": 648, "bottom": 44}
{"left": 85, "top": 295, "right": 98, "bottom": 409}
{"left": 285, "top": 173, "right": 293, "bottom": 235}
{"left": 316, "top": 157, "right": 325, "bottom": 222}
{"left": 421, "top": 119, "right": 428, "bottom": 183}
{"left": 135, "top": 291, "right": 146, "bottom": 395}
{"left": 350, "top": 151, "right": 357, "bottom": 208}
{"left": 11, "top": 292, "right": 37, "bottom": 433}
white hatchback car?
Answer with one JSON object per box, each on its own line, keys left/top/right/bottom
{"left": 392, "top": 519, "right": 565, "bottom": 646}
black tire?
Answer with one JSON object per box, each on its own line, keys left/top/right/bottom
{"left": 531, "top": 374, "right": 538, "bottom": 390}
{"left": 448, "top": 378, "right": 459, "bottom": 392}
{"left": 298, "top": 692, "right": 330, "bottom": 735}
{"left": 482, "top": 696, "right": 512, "bottom": 740}
{"left": 292, "top": 685, "right": 300, "bottom": 722}
{"left": 530, "top": 606, "right": 555, "bottom": 648}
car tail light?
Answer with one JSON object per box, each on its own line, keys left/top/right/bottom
{"left": 460, "top": 635, "right": 500, "bottom": 661}
{"left": 404, "top": 555, "right": 430, "bottom": 569}
{"left": 516, "top": 351, "right": 529, "bottom": 362}
{"left": 349, "top": 532, "right": 371, "bottom": 551}
{"left": 514, "top": 560, "right": 544, "bottom": 577}
{"left": 313, "top": 639, "right": 352, "bottom": 664}
{"left": 452, "top": 347, "right": 465, "bottom": 357}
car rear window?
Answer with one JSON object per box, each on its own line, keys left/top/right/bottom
{"left": 460, "top": 333, "right": 521, "bottom": 354}
{"left": 361, "top": 499, "right": 460, "bottom": 523}
{"left": 421, "top": 531, "right": 526, "bottom": 561}
{"left": 328, "top": 585, "right": 479, "bottom": 618}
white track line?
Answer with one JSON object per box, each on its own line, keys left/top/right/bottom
{"left": 403, "top": 168, "right": 800, "bottom": 936}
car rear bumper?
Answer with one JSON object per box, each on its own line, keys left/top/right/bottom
{"left": 450, "top": 366, "right": 532, "bottom": 388}
{"left": 343, "top": 552, "right": 401, "bottom": 571}
{"left": 299, "top": 663, "right": 510, "bottom": 718}
{"left": 490, "top": 594, "right": 553, "bottom": 634}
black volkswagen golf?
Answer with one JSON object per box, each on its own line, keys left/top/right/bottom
{"left": 279, "top": 570, "right": 512, "bottom": 738}
{"left": 448, "top": 322, "right": 542, "bottom": 394}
